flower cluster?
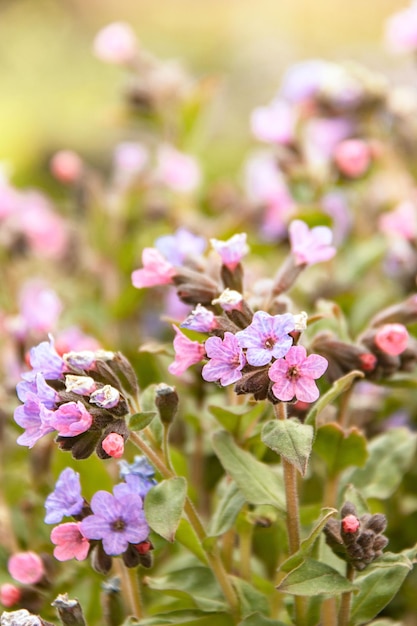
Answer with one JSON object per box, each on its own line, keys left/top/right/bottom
{"left": 44, "top": 462, "right": 154, "bottom": 573}
{"left": 14, "top": 338, "right": 139, "bottom": 459}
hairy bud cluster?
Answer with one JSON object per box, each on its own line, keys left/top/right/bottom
{"left": 324, "top": 502, "right": 388, "bottom": 571}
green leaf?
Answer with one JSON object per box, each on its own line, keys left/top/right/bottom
{"left": 280, "top": 508, "right": 337, "bottom": 573}
{"left": 144, "top": 477, "right": 187, "bottom": 542}
{"left": 314, "top": 423, "right": 368, "bottom": 477}
{"left": 176, "top": 518, "right": 208, "bottom": 564}
{"left": 212, "top": 431, "right": 285, "bottom": 510}
{"left": 341, "top": 428, "right": 417, "bottom": 499}
{"left": 277, "top": 558, "right": 357, "bottom": 596}
{"left": 305, "top": 370, "right": 364, "bottom": 426}
{"left": 209, "top": 403, "right": 265, "bottom": 436}
{"left": 350, "top": 552, "right": 413, "bottom": 625}
{"left": 232, "top": 577, "right": 270, "bottom": 618}
{"left": 208, "top": 482, "right": 246, "bottom": 538}
{"left": 238, "top": 613, "right": 287, "bottom": 626}
{"left": 128, "top": 611, "right": 234, "bottom": 625}
{"left": 128, "top": 411, "right": 156, "bottom": 431}
{"left": 261, "top": 418, "right": 314, "bottom": 476}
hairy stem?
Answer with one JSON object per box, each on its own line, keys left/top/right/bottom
{"left": 339, "top": 563, "right": 355, "bottom": 626}
{"left": 119, "top": 563, "right": 144, "bottom": 619}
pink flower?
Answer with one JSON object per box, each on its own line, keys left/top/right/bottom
{"left": 93, "top": 22, "right": 138, "bottom": 65}
{"left": 202, "top": 332, "right": 246, "bottom": 386}
{"left": 268, "top": 345, "right": 328, "bottom": 403}
{"left": 0, "top": 583, "right": 21, "bottom": 607}
{"left": 379, "top": 201, "right": 417, "bottom": 241}
{"left": 131, "top": 248, "right": 176, "bottom": 289}
{"left": 156, "top": 144, "right": 201, "bottom": 192}
{"left": 50, "top": 522, "right": 90, "bottom": 561}
{"left": 289, "top": 219, "right": 336, "bottom": 266}
{"left": 210, "top": 233, "right": 249, "bottom": 270}
{"left": 168, "top": 326, "right": 205, "bottom": 376}
{"left": 375, "top": 323, "right": 409, "bottom": 356}
{"left": 250, "top": 98, "right": 294, "bottom": 144}
{"left": 50, "top": 150, "right": 83, "bottom": 184}
{"left": 102, "top": 433, "right": 125, "bottom": 458}
{"left": 8, "top": 552, "right": 45, "bottom": 585}
{"left": 20, "top": 192, "right": 69, "bottom": 260}
{"left": 342, "top": 514, "right": 360, "bottom": 534}
{"left": 50, "top": 401, "right": 93, "bottom": 437}
{"left": 385, "top": 4, "right": 417, "bottom": 53}
{"left": 333, "top": 139, "right": 371, "bottom": 178}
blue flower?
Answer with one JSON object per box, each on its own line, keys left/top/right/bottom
{"left": 118, "top": 456, "right": 157, "bottom": 498}
{"left": 44, "top": 468, "right": 84, "bottom": 524}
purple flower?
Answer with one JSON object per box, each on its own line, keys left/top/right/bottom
{"left": 210, "top": 233, "right": 249, "bottom": 270}
{"left": 156, "top": 228, "right": 206, "bottom": 266}
{"left": 50, "top": 401, "right": 92, "bottom": 437}
{"left": 44, "top": 467, "right": 84, "bottom": 524}
{"left": 235, "top": 311, "right": 295, "bottom": 367}
{"left": 17, "top": 372, "right": 59, "bottom": 408}
{"left": 181, "top": 304, "right": 217, "bottom": 332}
{"left": 28, "top": 337, "right": 65, "bottom": 379}
{"left": 168, "top": 326, "right": 205, "bottom": 376}
{"left": 80, "top": 490, "right": 149, "bottom": 555}
{"left": 119, "top": 455, "right": 157, "bottom": 498}
{"left": 268, "top": 345, "right": 328, "bottom": 403}
{"left": 113, "top": 473, "right": 156, "bottom": 500}
{"left": 202, "top": 332, "right": 246, "bottom": 386}
{"left": 289, "top": 220, "right": 336, "bottom": 266}
{"left": 14, "top": 394, "right": 55, "bottom": 448}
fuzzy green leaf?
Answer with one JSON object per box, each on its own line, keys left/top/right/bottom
{"left": 128, "top": 411, "right": 156, "bottom": 431}
{"left": 208, "top": 482, "right": 246, "bottom": 538}
{"left": 314, "top": 423, "right": 368, "bottom": 477}
{"left": 305, "top": 370, "right": 364, "bottom": 426}
{"left": 144, "top": 477, "right": 187, "bottom": 542}
{"left": 232, "top": 577, "right": 270, "bottom": 618}
{"left": 209, "top": 403, "right": 265, "bottom": 436}
{"left": 212, "top": 431, "right": 285, "bottom": 510}
{"left": 261, "top": 418, "right": 314, "bottom": 476}
{"left": 277, "top": 558, "right": 357, "bottom": 596}
{"left": 238, "top": 613, "right": 287, "bottom": 626}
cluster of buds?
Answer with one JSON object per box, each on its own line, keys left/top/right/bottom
{"left": 14, "top": 339, "right": 140, "bottom": 459}
{"left": 324, "top": 502, "right": 388, "bottom": 571}
{"left": 132, "top": 225, "right": 334, "bottom": 404}
{"left": 43, "top": 459, "right": 155, "bottom": 574}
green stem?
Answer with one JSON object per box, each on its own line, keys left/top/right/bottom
{"left": 239, "top": 517, "right": 253, "bottom": 582}
{"left": 129, "top": 431, "right": 240, "bottom": 621}
{"left": 119, "top": 563, "right": 144, "bottom": 619}
{"left": 162, "top": 423, "right": 174, "bottom": 472}
{"left": 339, "top": 563, "right": 355, "bottom": 626}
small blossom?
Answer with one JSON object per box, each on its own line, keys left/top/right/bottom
{"left": 333, "top": 139, "right": 371, "bottom": 178}
{"left": 342, "top": 514, "right": 360, "bottom": 534}
{"left": 375, "top": 323, "right": 409, "bottom": 356}
{"left": 65, "top": 375, "right": 97, "bottom": 396}
{"left": 51, "top": 522, "right": 90, "bottom": 561}
{"left": 80, "top": 490, "right": 149, "bottom": 556}
{"left": 168, "top": 326, "right": 205, "bottom": 376}
{"left": 269, "top": 345, "right": 328, "bottom": 403}
{"left": 212, "top": 289, "right": 243, "bottom": 312}
{"left": 289, "top": 219, "right": 336, "bottom": 266}
{"left": 131, "top": 248, "right": 176, "bottom": 289}
{"left": 44, "top": 467, "right": 84, "bottom": 524}
{"left": 210, "top": 233, "right": 249, "bottom": 271}
{"left": 50, "top": 401, "right": 93, "bottom": 437}
{"left": 202, "top": 332, "right": 246, "bottom": 386}
{"left": 119, "top": 456, "right": 157, "bottom": 498}
{"left": 50, "top": 150, "right": 83, "bottom": 184}
{"left": 236, "top": 311, "right": 295, "bottom": 367}
{"left": 93, "top": 22, "right": 138, "bottom": 64}
{"left": 250, "top": 98, "right": 294, "bottom": 144}
{"left": 155, "top": 144, "right": 201, "bottom": 192}
{"left": 14, "top": 394, "right": 55, "bottom": 448}
{"left": 0, "top": 583, "right": 21, "bottom": 607}
{"left": 28, "top": 337, "right": 65, "bottom": 379}
{"left": 102, "top": 433, "right": 125, "bottom": 458}
{"left": 181, "top": 304, "right": 217, "bottom": 332}
{"left": 155, "top": 227, "right": 206, "bottom": 266}
{"left": 8, "top": 552, "right": 45, "bottom": 585}
{"left": 90, "top": 385, "right": 120, "bottom": 409}
{"left": 17, "top": 372, "right": 58, "bottom": 408}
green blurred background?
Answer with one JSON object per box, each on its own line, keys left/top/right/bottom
{"left": 0, "top": 0, "right": 412, "bottom": 175}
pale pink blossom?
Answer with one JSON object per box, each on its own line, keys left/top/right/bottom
{"left": 250, "top": 98, "right": 294, "bottom": 144}
{"left": 210, "top": 233, "right": 249, "bottom": 270}
{"left": 385, "top": 4, "right": 417, "bottom": 53}
{"left": 132, "top": 248, "right": 176, "bottom": 289}
{"left": 156, "top": 144, "right": 201, "bottom": 192}
{"left": 50, "top": 401, "right": 93, "bottom": 437}
{"left": 268, "top": 345, "right": 328, "bottom": 403}
{"left": 0, "top": 583, "right": 21, "bottom": 607}
{"left": 93, "top": 22, "right": 138, "bottom": 65}
{"left": 202, "top": 332, "right": 246, "bottom": 386}
{"left": 19, "top": 192, "right": 69, "bottom": 259}
{"left": 8, "top": 552, "right": 45, "bottom": 585}
{"left": 168, "top": 326, "right": 205, "bottom": 376}
{"left": 51, "top": 522, "right": 90, "bottom": 561}
{"left": 102, "top": 433, "right": 125, "bottom": 458}
{"left": 375, "top": 323, "right": 409, "bottom": 356}
{"left": 379, "top": 201, "right": 417, "bottom": 241}
{"left": 50, "top": 150, "right": 83, "bottom": 184}
{"left": 289, "top": 219, "right": 336, "bottom": 266}
{"left": 333, "top": 139, "right": 371, "bottom": 178}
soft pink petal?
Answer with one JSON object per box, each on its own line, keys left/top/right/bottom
{"left": 300, "top": 353, "right": 328, "bottom": 378}
{"left": 294, "top": 377, "right": 320, "bottom": 403}
{"left": 271, "top": 378, "right": 295, "bottom": 402}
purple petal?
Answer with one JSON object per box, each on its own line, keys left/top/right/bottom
{"left": 80, "top": 515, "right": 110, "bottom": 540}
{"left": 90, "top": 491, "right": 117, "bottom": 519}
{"left": 102, "top": 531, "right": 129, "bottom": 556}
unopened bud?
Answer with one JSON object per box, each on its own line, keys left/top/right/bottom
{"left": 155, "top": 383, "right": 179, "bottom": 424}
{"left": 102, "top": 433, "right": 125, "bottom": 458}
{"left": 0, "top": 583, "right": 21, "bottom": 608}
{"left": 341, "top": 514, "right": 360, "bottom": 534}
{"left": 51, "top": 593, "right": 86, "bottom": 626}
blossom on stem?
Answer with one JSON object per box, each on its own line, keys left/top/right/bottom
{"left": 102, "top": 433, "right": 125, "bottom": 458}
{"left": 268, "top": 345, "right": 328, "bottom": 403}
{"left": 90, "top": 385, "right": 120, "bottom": 409}
{"left": 65, "top": 375, "right": 97, "bottom": 396}
{"left": 80, "top": 490, "right": 149, "bottom": 556}
{"left": 168, "top": 326, "right": 205, "bottom": 376}
{"left": 210, "top": 233, "right": 249, "bottom": 271}
{"left": 202, "top": 332, "right": 246, "bottom": 386}
{"left": 181, "top": 304, "right": 218, "bottom": 332}
{"left": 50, "top": 401, "right": 93, "bottom": 437}
{"left": 0, "top": 583, "right": 21, "bottom": 607}
{"left": 51, "top": 523, "right": 90, "bottom": 561}
{"left": 375, "top": 323, "right": 409, "bottom": 356}
{"left": 131, "top": 248, "right": 176, "bottom": 289}
{"left": 289, "top": 219, "right": 336, "bottom": 266}
{"left": 118, "top": 455, "right": 157, "bottom": 498}
{"left": 28, "top": 337, "right": 65, "bottom": 379}
{"left": 235, "top": 311, "right": 295, "bottom": 367}
{"left": 156, "top": 228, "right": 206, "bottom": 266}
{"left": 8, "top": 552, "right": 45, "bottom": 585}
{"left": 14, "top": 394, "right": 55, "bottom": 448}
{"left": 44, "top": 467, "right": 84, "bottom": 524}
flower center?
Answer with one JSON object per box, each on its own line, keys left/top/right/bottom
{"left": 264, "top": 337, "right": 275, "bottom": 350}
{"left": 286, "top": 365, "right": 300, "bottom": 381}
{"left": 111, "top": 518, "right": 126, "bottom": 532}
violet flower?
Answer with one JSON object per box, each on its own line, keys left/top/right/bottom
{"left": 289, "top": 219, "right": 336, "bottom": 266}
{"left": 14, "top": 394, "right": 55, "bottom": 448}
{"left": 80, "top": 490, "right": 149, "bottom": 555}
{"left": 235, "top": 311, "right": 295, "bottom": 367}
{"left": 202, "top": 332, "right": 246, "bottom": 386}
{"left": 156, "top": 227, "right": 206, "bottom": 266}
{"left": 28, "top": 336, "right": 65, "bottom": 379}
{"left": 44, "top": 467, "right": 84, "bottom": 524}
{"left": 268, "top": 345, "right": 328, "bottom": 403}
{"left": 119, "top": 455, "right": 157, "bottom": 498}
{"left": 181, "top": 304, "right": 217, "bottom": 332}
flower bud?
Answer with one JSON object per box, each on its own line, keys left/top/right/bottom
{"left": 0, "top": 583, "right": 21, "bottom": 607}
{"left": 51, "top": 594, "right": 86, "bottom": 626}
{"left": 341, "top": 514, "right": 360, "bottom": 534}
{"left": 155, "top": 383, "right": 179, "bottom": 424}
{"left": 8, "top": 552, "right": 45, "bottom": 585}
{"left": 374, "top": 323, "right": 409, "bottom": 356}
{"left": 50, "top": 150, "right": 83, "bottom": 184}
{"left": 101, "top": 433, "right": 125, "bottom": 458}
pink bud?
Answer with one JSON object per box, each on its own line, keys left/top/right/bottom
{"left": 8, "top": 551, "right": 45, "bottom": 585}
{"left": 102, "top": 432, "right": 125, "bottom": 458}
{"left": 333, "top": 139, "right": 371, "bottom": 178}
{"left": 342, "top": 514, "right": 360, "bottom": 534}
{"left": 375, "top": 323, "right": 409, "bottom": 356}
{"left": 93, "top": 22, "right": 138, "bottom": 65}
{"left": 50, "top": 150, "right": 83, "bottom": 184}
{"left": 0, "top": 583, "right": 21, "bottom": 607}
